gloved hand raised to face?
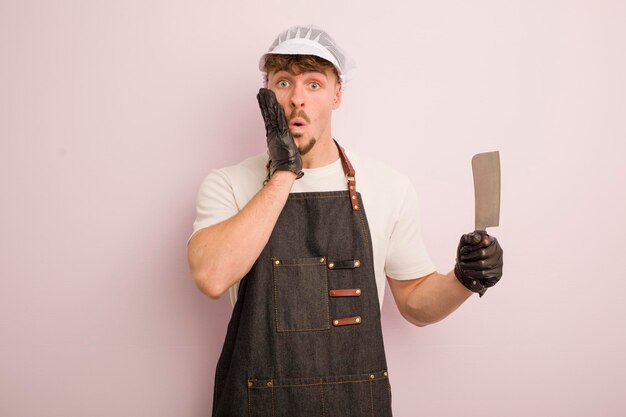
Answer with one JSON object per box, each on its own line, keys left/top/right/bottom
{"left": 257, "top": 88, "right": 303, "bottom": 179}
{"left": 454, "top": 231, "right": 503, "bottom": 297}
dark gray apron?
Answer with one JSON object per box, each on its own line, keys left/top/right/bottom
{"left": 212, "top": 143, "right": 392, "bottom": 417}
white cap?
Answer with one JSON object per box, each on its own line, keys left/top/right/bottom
{"left": 259, "top": 25, "right": 355, "bottom": 85}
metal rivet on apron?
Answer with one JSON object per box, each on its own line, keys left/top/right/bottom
{"left": 349, "top": 185, "right": 354, "bottom": 190}
{"left": 328, "top": 262, "right": 335, "bottom": 269}
{"left": 354, "top": 260, "right": 361, "bottom": 268}
{"left": 329, "top": 290, "right": 335, "bottom": 296}
{"left": 248, "top": 380, "right": 253, "bottom": 388}
{"left": 333, "top": 319, "right": 339, "bottom": 326}
{"left": 369, "top": 374, "right": 375, "bottom": 379}
{"left": 266, "top": 381, "right": 273, "bottom": 387}
{"left": 384, "top": 371, "right": 388, "bottom": 377}
{"left": 351, "top": 195, "right": 356, "bottom": 200}
{"left": 472, "top": 280, "right": 477, "bottom": 285}
{"left": 356, "top": 289, "right": 362, "bottom": 295}
{"left": 319, "top": 257, "right": 325, "bottom": 263}
{"left": 355, "top": 317, "right": 362, "bottom": 323}
{"left": 274, "top": 260, "right": 280, "bottom": 265}
{"left": 353, "top": 204, "right": 359, "bottom": 210}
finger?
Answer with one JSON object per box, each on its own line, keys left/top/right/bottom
{"left": 460, "top": 251, "right": 503, "bottom": 273}
{"left": 459, "top": 260, "right": 492, "bottom": 274}
{"left": 460, "top": 247, "right": 488, "bottom": 262}
{"left": 460, "top": 242, "right": 499, "bottom": 261}
{"left": 479, "top": 234, "right": 494, "bottom": 247}
{"left": 461, "top": 232, "right": 483, "bottom": 246}
{"left": 460, "top": 233, "right": 495, "bottom": 253}
{"left": 456, "top": 267, "right": 484, "bottom": 281}
{"left": 270, "top": 93, "right": 289, "bottom": 132}
{"left": 258, "top": 88, "right": 287, "bottom": 131}
{"left": 479, "top": 263, "right": 503, "bottom": 285}
{"left": 481, "top": 270, "right": 502, "bottom": 287}
{"left": 266, "top": 91, "right": 281, "bottom": 128}
{"left": 278, "top": 106, "right": 289, "bottom": 133}
{"left": 257, "top": 89, "right": 271, "bottom": 125}
{"left": 459, "top": 240, "right": 489, "bottom": 255}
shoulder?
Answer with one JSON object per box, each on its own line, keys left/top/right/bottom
{"left": 216, "top": 152, "right": 268, "bottom": 184}
{"left": 199, "top": 152, "right": 267, "bottom": 192}
{"left": 196, "top": 152, "right": 267, "bottom": 208}
{"left": 345, "top": 149, "right": 413, "bottom": 196}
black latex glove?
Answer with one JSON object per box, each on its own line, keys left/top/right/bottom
{"left": 454, "top": 231, "right": 503, "bottom": 297}
{"left": 256, "top": 88, "right": 303, "bottom": 179}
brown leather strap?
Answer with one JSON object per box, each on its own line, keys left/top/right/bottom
{"left": 332, "top": 316, "right": 362, "bottom": 326}
{"left": 327, "top": 259, "right": 361, "bottom": 270}
{"left": 329, "top": 288, "right": 362, "bottom": 297}
{"left": 334, "top": 140, "right": 359, "bottom": 211}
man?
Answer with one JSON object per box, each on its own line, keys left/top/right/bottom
{"left": 188, "top": 25, "right": 503, "bottom": 417}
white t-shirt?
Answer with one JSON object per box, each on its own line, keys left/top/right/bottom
{"left": 192, "top": 149, "right": 436, "bottom": 307}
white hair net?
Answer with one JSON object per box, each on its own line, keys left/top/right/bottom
{"left": 259, "top": 25, "right": 356, "bottom": 85}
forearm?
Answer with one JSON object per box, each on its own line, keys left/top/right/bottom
{"left": 402, "top": 271, "right": 473, "bottom": 327}
{"left": 187, "top": 171, "right": 295, "bottom": 298}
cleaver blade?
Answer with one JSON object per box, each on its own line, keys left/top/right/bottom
{"left": 472, "top": 151, "right": 500, "bottom": 232}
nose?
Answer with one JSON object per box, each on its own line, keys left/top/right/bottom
{"left": 289, "top": 83, "right": 305, "bottom": 110}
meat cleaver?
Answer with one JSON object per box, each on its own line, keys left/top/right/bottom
{"left": 472, "top": 151, "right": 500, "bottom": 232}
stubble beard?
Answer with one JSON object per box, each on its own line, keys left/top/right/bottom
{"left": 288, "top": 108, "right": 315, "bottom": 156}
{"left": 293, "top": 134, "right": 317, "bottom": 156}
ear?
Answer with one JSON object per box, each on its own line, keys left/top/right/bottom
{"left": 332, "top": 82, "right": 342, "bottom": 110}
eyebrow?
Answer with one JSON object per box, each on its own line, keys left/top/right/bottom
{"left": 273, "top": 70, "right": 328, "bottom": 80}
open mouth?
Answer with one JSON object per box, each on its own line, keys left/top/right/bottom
{"left": 289, "top": 119, "right": 306, "bottom": 129}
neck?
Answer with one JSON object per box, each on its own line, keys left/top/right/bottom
{"left": 300, "top": 136, "right": 340, "bottom": 169}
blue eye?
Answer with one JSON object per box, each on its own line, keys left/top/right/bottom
{"left": 277, "top": 80, "right": 289, "bottom": 88}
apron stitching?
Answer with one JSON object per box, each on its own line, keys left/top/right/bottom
{"left": 323, "top": 267, "right": 330, "bottom": 329}
{"left": 320, "top": 379, "right": 326, "bottom": 417}
{"left": 272, "top": 263, "right": 281, "bottom": 334}
{"left": 271, "top": 380, "right": 275, "bottom": 417}
{"left": 369, "top": 378, "right": 375, "bottom": 417}
{"left": 272, "top": 258, "right": 282, "bottom": 376}
{"left": 287, "top": 194, "right": 347, "bottom": 200}
{"left": 272, "top": 260, "right": 331, "bottom": 332}
{"left": 387, "top": 379, "right": 392, "bottom": 414}
{"left": 247, "top": 381, "right": 251, "bottom": 417}
{"left": 356, "top": 201, "right": 372, "bottom": 251}
{"left": 248, "top": 376, "right": 388, "bottom": 389}
{"left": 275, "top": 326, "right": 330, "bottom": 333}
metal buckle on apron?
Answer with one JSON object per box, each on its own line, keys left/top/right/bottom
{"left": 335, "top": 140, "right": 360, "bottom": 211}
{"left": 346, "top": 174, "right": 359, "bottom": 211}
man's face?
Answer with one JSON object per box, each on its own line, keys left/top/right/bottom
{"left": 267, "top": 67, "right": 342, "bottom": 155}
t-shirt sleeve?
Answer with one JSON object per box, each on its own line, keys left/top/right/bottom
{"left": 190, "top": 169, "right": 239, "bottom": 240}
{"left": 384, "top": 180, "right": 437, "bottom": 280}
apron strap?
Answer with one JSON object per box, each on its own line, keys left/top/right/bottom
{"left": 265, "top": 139, "right": 360, "bottom": 211}
{"left": 334, "top": 140, "right": 360, "bottom": 211}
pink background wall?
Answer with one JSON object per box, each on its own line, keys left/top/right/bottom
{"left": 2, "top": 1, "right": 625, "bottom": 416}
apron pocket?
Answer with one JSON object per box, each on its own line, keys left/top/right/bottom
{"left": 272, "top": 256, "right": 330, "bottom": 332}
{"left": 247, "top": 371, "right": 392, "bottom": 417}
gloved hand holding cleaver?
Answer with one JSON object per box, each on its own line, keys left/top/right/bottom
{"left": 453, "top": 151, "right": 504, "bottom": 296}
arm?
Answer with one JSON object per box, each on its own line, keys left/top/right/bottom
{"left": 188, "top": 88, "right": 303, "bottom": 299}
{"left": 388, "top": 232, "right": 503, "bottom": 326}
{"left": 188, "top": 170, "right": 295, "bottom": 299}
{"left": 387, "top": 271, "right": 472, "bottom": 327}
